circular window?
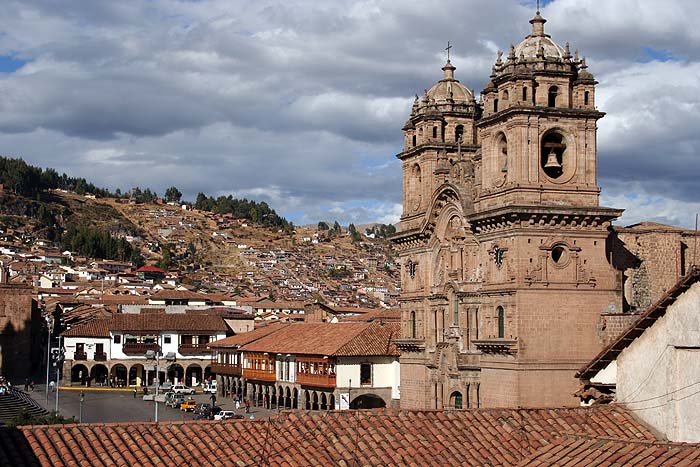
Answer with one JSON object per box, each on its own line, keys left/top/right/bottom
{"left": 551, "top": 246, "right": 569, "bottom": 267}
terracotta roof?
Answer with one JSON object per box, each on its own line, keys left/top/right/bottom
{"left": 577, "top": 267, "right": 700, "bottom": 380}
{"left": 340, "top": 308, "right": 401, "bottom": 323}
{"left": 62, "top": 319, "right": 110, "bottom": 338}
{"left": 240, "top": 322, "right": 399, "bottom": 357}
{"left": 135, "top": 265, "right": 166, "bottom": 273}
{"left": 208, "top": 323, "right": 289, "bottom": 348}
{"left": 335, "top": 322, "right": 400, "bottom": 356}
{"left": 1, "top": 406, "right": 659, "bottom": 467}
{"left": 520, "top": 435, "right": 700, "bottom": 467}
{"left": 108, "top": 313, "right": 228, "bottom": 333}
{"left": 149, "top": 289, "right": 210, "bottom": 301}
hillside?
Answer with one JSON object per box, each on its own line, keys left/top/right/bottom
{"left": 0, "top": 186, "right": 399, "bottom": 307}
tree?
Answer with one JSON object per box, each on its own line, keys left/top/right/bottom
{"left": 317, "top": 221, "right": 329, "bottom": 231}
{"left": 164, "top": 186, "right": 182, "bottom": 203}
{"left": 348, "top": 223, "right": 361, "bottom": 243}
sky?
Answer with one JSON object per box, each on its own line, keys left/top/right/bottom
{"left": 0, "top": 0, "right": 699, "bottom": 228}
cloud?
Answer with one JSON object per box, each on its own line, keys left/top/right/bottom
{"left": 0, "top": 0, "right": 697, "bottom": 228}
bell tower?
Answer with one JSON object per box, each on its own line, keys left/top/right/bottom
{"left": 394, "top": 11, "right": 625, "bottom": 409}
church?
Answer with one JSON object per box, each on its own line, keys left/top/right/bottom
{"left": 391, "top": 9, "right": 697, "bottom": 408}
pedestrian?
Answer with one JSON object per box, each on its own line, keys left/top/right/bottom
{"left": 133, "top": 387, "right": 137, "bottom": 398}
{"left": 245, "top": 399, "right": 250, "bottom": 413}
{"left": 30, "top": 380, "right": 34, "bottom": 392}
{"left": 235, "top": 399, "right": 240, "bottom": 410}
{"left": 49, "top": 381, "right": 55, "bottom": 392}
{"left": 24, "top": 378, "right": 29, "bottom": 392}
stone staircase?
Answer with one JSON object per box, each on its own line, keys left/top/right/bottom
{"left": 0, "top": 388, "right": 48, "bottom": 425}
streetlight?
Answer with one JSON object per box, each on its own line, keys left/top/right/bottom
{"left": 54, "top": 336, "right": 64, "bottom": 413}
{"left": 44, "top": 314, "right": 52, "bottom": 404}
{"left": 145, "top": 349, "right": 160, "bottom": 422}
{"left": 79, "top": 391, "right": 84, "bottom": 423}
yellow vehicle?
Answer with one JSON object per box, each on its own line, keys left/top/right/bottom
{"left": 180, "top": 398, "right": 197, "bottom": 412}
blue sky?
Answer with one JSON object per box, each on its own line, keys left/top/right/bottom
{"left": 0, "top": 0, "right": 699, "bottom": 228}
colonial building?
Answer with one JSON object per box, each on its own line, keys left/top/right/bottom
{"left": 392, "top": 10, "right": 642, "bottom": 408}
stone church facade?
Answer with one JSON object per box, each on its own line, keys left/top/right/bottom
{"left": 392, "top": 11, "right": 696, "bottom": 409}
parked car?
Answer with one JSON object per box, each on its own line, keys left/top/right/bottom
{"left": 194, "top": 403, "right": 211, "bottom": 415}
{"left": 172, "top": 384, "right": 195, "bottom": 395}
{"left": 168, "top": 394, "right": 186, "bottom": 408}
{"left": 180, "top": 398, "right": 197, "bottom": 412}
{"left": 202, "top": 381, "right": 217, "bottom": 394}
{"left": 214, "top": 410, "right": 244, "bottom": 420}
{"left": 194, "top": 406, "right": 221, "bottom": 420}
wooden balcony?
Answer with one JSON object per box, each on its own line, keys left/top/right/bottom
{"left": 74, "top": 352, "right": 87, "bottom": 361}
{"left": 211, "top": 362, "right": 242, "bottom": 376}
{"left": 242, "top": 368, "right": 276, "bottom": 382}
{"left": 178, "top": 344, "right": 211, "bottom": 356}
{"left": 296, "top": 372, "right": 336, "bottom": 388}
{"left": 122, "top": 342, "right": 160, "bottom": 355}
{"left": 93, "top": 352, "right": 107, "bottom": 361}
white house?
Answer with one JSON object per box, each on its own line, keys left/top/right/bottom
{"left": 62, "top": 310, "right": 230, "bottom": 388}
{"left": 576, "top": 268, "right": 700, "bottom": 442}
{"left": 209, "top": 321, "right": 400, "bottom": 411}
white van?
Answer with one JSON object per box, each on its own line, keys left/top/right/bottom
{"left": 203, "top": 380, "right": 217, "bottom": 394}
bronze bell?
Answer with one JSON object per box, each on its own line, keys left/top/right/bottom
{"left": 544, "top": 150, "right": 561, "bottom": 169}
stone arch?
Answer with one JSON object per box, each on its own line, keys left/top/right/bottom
{"left": 293, "top": 388, "right": 299, "bottom": 409}
{"left": 320, "top": 392, "right": 328, "bottom": 410}
{"left": 185, "top": 363, "right": 202, "bottom": 387}
{"left": 285, "top": 387, "right": 292, "bottom": 409}
{"left": 167, "top": 364, "right": 184, "bottom": 384}
{"left": 129, "top": 363, "right": 145, "bottom": 387}
{"left": 90, "top": 364, "right": 108, "bottom": 386}
{"left": 540, "top": 128, "right": 575, "bottom": 183}
{"left": 304, "top": 390, "right": 311, "bottom": 410}
{"left": 494, "top": 131, "right": 508, "bottom": 174}
{"left": 71, "top": 364, "right": 89, "bottom": 385}
{"left": 349, "top": 394, "right": 386, "bottom": 409}
{"left": 312, "top": 391, "right": 319, "bottom": 410}
{"left": 548, "top": 85, "right": 558, "bottom": 107}
{"left": 110, "top": 364, "right": 127, "bottom": 387}
{"left": 329, "top": 393, "right": 336, "bottom": 410}
{"left": 278, "top": 385, "right": 284, "bottom": 408}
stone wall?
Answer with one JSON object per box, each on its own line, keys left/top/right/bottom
{"left": 0, "top": 284, "right": 38, "bottom": 379}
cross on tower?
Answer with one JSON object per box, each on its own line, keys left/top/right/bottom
{"left": 536, "top": 0, "right": 540, "bottom": 13}
{"left": 445, "top": 41, "right": 452, "bottom": 61}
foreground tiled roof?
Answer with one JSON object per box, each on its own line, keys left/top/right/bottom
{"left": 0, "top": 407, "right": 661, "bottom": 467}
{"left": 520, "top": 435, "right": 700, "bottom": 466}
{"left": 207, "top": 323, "right": 289, "bottom": 348}
{"left": 335, "top": 322, "right": 400, "bottom": 356}
{"left": 62, "top": 318, "right": 110, "bottom": 338}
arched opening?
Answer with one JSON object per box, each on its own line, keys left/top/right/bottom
{"left": 185, "top": 364, "right": 202, "bottom": 387}
{"left": 293, "top": 388, "right": 299, "bottom": 409}
{"left": 410, "top": 311, "right": 417, "bottom": 338}
{"left": 129, "top": 364, "right": 144, "bottom": 387}
{"left": 203, "top": 365, "right": 212, "bottom": 381}
{"left": 522, "top": 86, "right": 527, "bottom": 102}
{"left": 349, "top": 394, "right": 386, "bottom": 409}
{"left": 168, "top": 364, "right": 184, "bottom": 385}
{"left": 312, "top": 392, "right": 319, "bottom": 410}
{"left": 497, "top": 306, "right": 505, "bottom": 338}
{"left": 304, "top": 390, "right": 311, "bottom": 410}
{"left": 90, "top": 364, "right": 108, "bottom": 387}
{"left": 411, "top": 164, "right": 422, "bottom": 211}
{"left": 548, "top": 86, "right": 558, "bottom": 107}
{"left": 285, "top": 387, "right": 292, "bottom": 409}
{"left": 320, "top": 393, "right": 328, "bottom": 410}
{"left": 432, "top": 126, "right": 437, "bottom": 139}
{"left": 450, "top": 391, "right": 463, "bottom": 409}
{"left": 110, "top": 364, "right": 127, "bottom": 387}
{"left": 493, "top": 98, "right": 499, "bottom": 113}
{"left": 455, "top": 124, "right": 464, "bottom": 143}
{"left": 584, "top": 91, "right": 590, "bottom": 106}
{"left": 329, "top": 394, "right": 336, "bottom": 410}
{"left": 412, "top": 135, "right": 416, "bottom": 146}
{"left": 495, "top": 132, "right": 508, "bottom": 173}
{"left": 71, "top": 364, "right": 89, "bottom": 385}
{"left": 451, "top": 292, "right": 459, "bottom": 326}
{"left": 502, "top": 90, "right": 509, "bottom": 103}
{"left": 541, "top": 131, "right": 566, "bottom": 179}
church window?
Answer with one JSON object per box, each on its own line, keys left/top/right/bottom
{"left": 450, "top": 391, "right": 463, "bottom": 409}
{"left": 410, "top": 311, "right": 417, "bottom": 338}
{"left": 548, "top": 86, "right": 558, "bottom": 107}
{"left": 494, "top": 98, "right": 499, "bottom": 112}
{"left": 412, "top": 135, "right": 416, "bottom": 146}
{"left": 497, "top": 306, "right": 505, "bottom": 338}
{"left": 433, "top": 127, "right": 438, "bottom": 139}
{"left": 452, "top": 295, "right": 459, "bottom": 325}
{"left": 584, "top": 91, "right": 590, "bottom": 106}
{"left": 455, "top": 125, "right": 464, "bottom": 143}
{"left": 496, "top": 133, "right": 508, "bottom": 173}
{"left": 502, "top": 90, "right": 509, "bottom": 102}
{"left": 522, "top": 86, "right": 528, "bottom": 102}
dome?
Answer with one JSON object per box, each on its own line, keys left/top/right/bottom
{"left": 425, "top": 60, "right": 474, "bottom": 104}
{"left": 513, "top": 11, "right": 567, "bottom": 61}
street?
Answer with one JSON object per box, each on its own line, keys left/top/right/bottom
{"left": 29, "top": 385, "right": 278, "bottom": 423}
